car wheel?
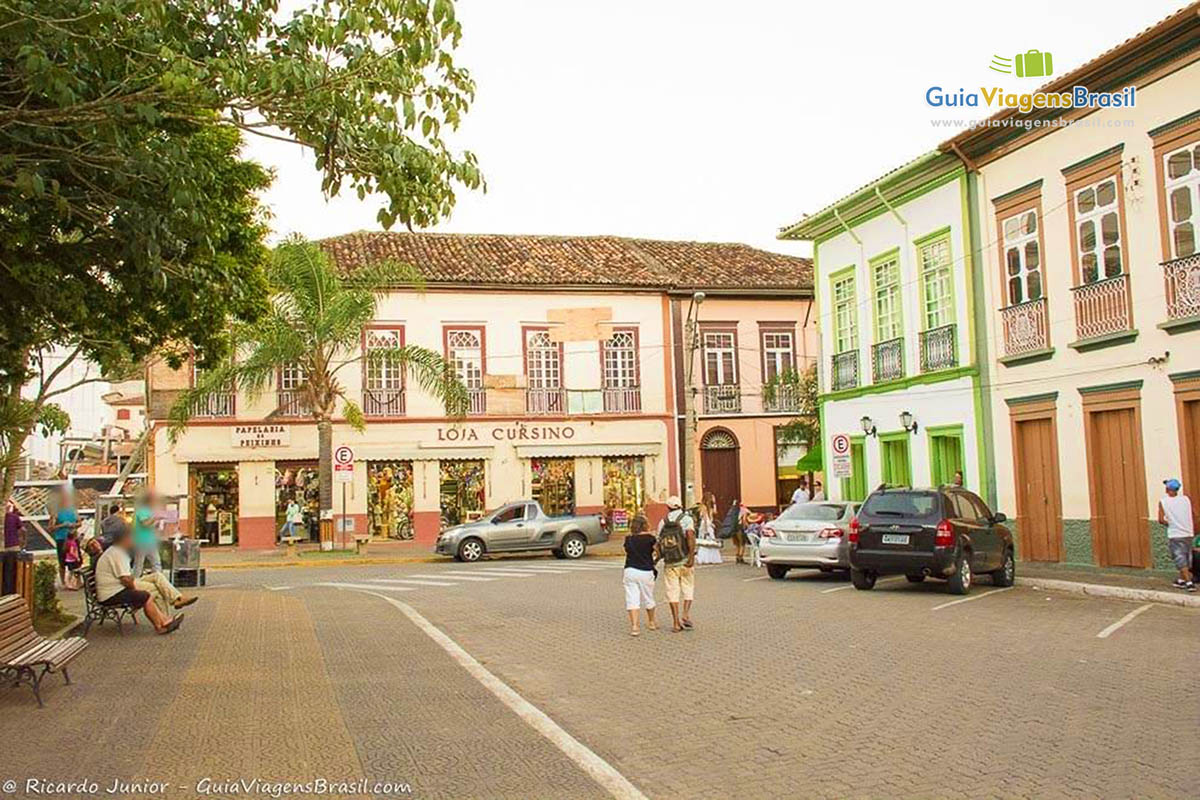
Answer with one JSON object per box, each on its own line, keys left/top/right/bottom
{"left": 850, "top": 568, "right": 876, "bottom": 590}
{"left": 561, "top": 533, "right": 587, "bottom": 559}
{"left": 946, "top": 551, "right": 972, "bottom": 595}
{"left": 766, "top": 564, "right": 789, "bottom": 580}
{"left": 551, "top": 547, "right": 566, "bottom": 559}
{"left": 457, "top": 537, "right": 485, "bottom": 563}
{"left": 992, "top": 548, "right": 1015, "bottom": 587}
{"left": 905, "top": 574, "right": 925, "bottom": 583}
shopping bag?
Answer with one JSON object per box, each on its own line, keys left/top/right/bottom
{"left": 1015, "top": 49, "right": 1053, "bottom": 79}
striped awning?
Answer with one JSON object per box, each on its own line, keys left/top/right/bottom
{"left": 514, "top": 443, "right": 661, "bottom": 459}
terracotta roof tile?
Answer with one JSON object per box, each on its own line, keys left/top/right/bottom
{"left": 317, "top": 231, "right": 812, "bottom": 292}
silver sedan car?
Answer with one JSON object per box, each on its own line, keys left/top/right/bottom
{"left": 759, "top": 501, "right": 859, "bottom": 580}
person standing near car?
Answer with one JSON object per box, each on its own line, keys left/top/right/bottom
{"left": 621, "top": 514, "right": 658, "bottom": 636}
{"left": 1158, "top": 478, "right": 1195, "bottom": 592}
{"left": 657, "top": 496, "right": 696, "bottom": 632}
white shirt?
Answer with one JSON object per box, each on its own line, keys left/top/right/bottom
{"left": 656, "top": 509, "right": 695, "bottom": 533}
{"left": 1160, "top": 494, "right": 1194, "bottom": 539}
{"left": 812, "top": 489, "right": 826, "bottom": 501}
{"left": 95, "top": 543, "right": 132, "bottom": 602}
{"left": 791, "top": 487, "right": 810, "bottom": 505}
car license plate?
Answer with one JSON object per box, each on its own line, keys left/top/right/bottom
{"left": 881, "top": 534, "right": 910, "bottom": 545}
{"left": 786, "top": 532, "right": 812, "bottom": 543}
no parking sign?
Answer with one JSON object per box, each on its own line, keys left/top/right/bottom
{"left": 830, "top": 433, "right": 852, "bottom": 480}
{"left": 334, "top": 445, "right": 355, "bottom": 483}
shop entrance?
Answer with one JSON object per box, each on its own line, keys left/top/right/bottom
{"left": 602, "top": 457, "right": 645, "bottom": 533}
{"left": 368, "top": 461, "right": 414, "bottom": 539}
{"left": 276, "top": 461, "right": 319, "bottom": 542}
{"left": 700, "top": 428, "right": 741, "bottom": 520}
{"left": 190, "top": 465, "right": 238, "bottom": 545}
{"left": 531, "top": 458, "right": 575, "bottom": 517}
{"left": 440, "top": 460, "right": 485, "bottom": 528}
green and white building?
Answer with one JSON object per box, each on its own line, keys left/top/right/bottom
{"left": 779, "top": 152, "right": 994, "bottom": 503}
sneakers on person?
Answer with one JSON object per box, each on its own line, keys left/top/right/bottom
{"left": 1187, "top": 582, "right": 1197, "bottom": 593}
{"left": 1173, "top": 579, "right": 1188, "bottom": 589}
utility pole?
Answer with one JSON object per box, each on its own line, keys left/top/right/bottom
{"left": 681, "top": 291, "right": 705, "bottom": 508}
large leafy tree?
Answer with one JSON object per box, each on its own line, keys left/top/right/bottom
{"left": 169, "top": 238, "right": 468, "bottom": 547}
{"left": 0, "top": 0, "right": 482, "bottom": 504}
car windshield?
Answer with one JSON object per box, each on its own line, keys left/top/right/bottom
{"left": 776, "top": 503, "right": 846, "bottom": 522}
{"left": 861, "top": 491, "right": 941, "bottom": 519}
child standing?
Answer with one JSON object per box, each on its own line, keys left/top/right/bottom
{"left": 63, "top": 528, "right": 82, "bottom": 590}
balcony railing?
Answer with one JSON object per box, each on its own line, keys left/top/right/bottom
{"left": 919, "top": 324, "right": 958, "bottom": 372}
{"left": 1072, "top": 274, "right": 1133, "bottom": 341}
{"left": 763, "top": 383, "right": 803, "bottom": 413}
{"left": 192, "top": 392, "right": 234, "bottom": 418}
{"left": 526, "top": 387, "right": 566, "bottom": 415}
{"left": 276, "top": 389, "right": 312, "bottom": 418}
{"left": 703, "top": 384, "right": 741, "bottom": 414}
{"left": 602, "top": 386, "right": 642, "bottom": 413}
{"left": 364, "top": 388, "right": 405, "bottom": 417}
{"left": 1164, "top": 253, "right": 1200, "bottom": 321}
{"left": 872, "top": 337, "right": 904, "bottom": 383}
{"left": 1001, "top": 298, "right": 1050, "bottom": 357}
{"left": 831, "top": 350, "right": 859, "bottom": 391}
{"left": 465, "top": 387, "right": 486, "bottom": 416}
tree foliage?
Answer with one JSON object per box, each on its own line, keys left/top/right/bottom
{"left": 765, "top": 364, "right": 820, "bottom": 447}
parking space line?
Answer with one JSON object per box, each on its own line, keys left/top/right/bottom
{"left": 1096, "top": 603, "right": 1154, "bottom": 639}
{"left": 412, "top": 573, "right": 498, "bottom": 582}
{"left": 366, "top": 578, "right": 458, "bottom": 587}
{"left": 518, "top": 566, "right": 599, "bottom": 573}
{"left": 444, "top": 570, "right": 534, "bottom": 578}
{"left": 315, "top": 582, "right": 415, "bottom": 593}
{"left": 821, "top": 576, "right": 903, "bottom": 593}
{"left": 471, "top": 568, "right": 557, "bottom": 575}
{"left": 930, "top": 586, "right": 1014, "bottom": 611}
{"left": 743, "top": 575, "right": 770, "bottom": 582}
{"left": 364, "top": 591, "right": 650, "bottom": 800}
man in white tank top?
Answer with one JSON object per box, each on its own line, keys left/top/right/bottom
{"left": 1157, "top": 478, "right": 1195, "bottom": 592}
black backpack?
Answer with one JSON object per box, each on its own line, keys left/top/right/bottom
{"left": 658, "top": 515, "right": 687, "bottom": 563}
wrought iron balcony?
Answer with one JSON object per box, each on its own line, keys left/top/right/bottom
{"left": 275, "top": 389, "right": 312, "bottom": 418}
{"left": 1071, "top": 274, "right": 1133, "bottom": 341}
{"left": 602, "top": 386, "right": 642, "bottom": 413}
{"left": 763, "top": 383, "right": 803, "bottom": 413}
{"left": 525, "top": 388, "right": 566, "bottom": 415}
{"left": 703, "top": 384, "right": 741, "bottom": 414}
{"left": 364, "top": 388, "right": 405, "bottom": 417}
{"left": 872, "top": 337, "right": 904, "bottom": 383}
{"left": 464, "top": 387, "right": 486, "bottom": 416}
{"left": 1164, "top": 253, "right": 1200, "bottom": 321}
{"left": 1000, "top": 298, "right": 1050, "bottom": 357}
{"left": 919, "top": 324, "right": 958, "bottom": 372}
{"left": 192, "top": 392, "right": 234, "bottom": 418}
{"left": 831, "top": 350, "right": 859, "bottom": 391}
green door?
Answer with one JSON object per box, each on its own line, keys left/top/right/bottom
{"left": 841, "top": 437, "right": 868, "bottom": 501}
{"left": 929, "top": 428, "right": 964, "bottom": 487}
{"left": 880, "top": 435, "right": 911, "bottom": 487}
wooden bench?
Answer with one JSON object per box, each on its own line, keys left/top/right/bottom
{"left": 281, "top": 536, "right": 304, "bottom": 557}
{"left": 77, "top": 566, "right": 139, "bottom": 635}
{"left": 0, "top": 594, "right": 87, "bottom": 707}
{"left": 353, "top": 534, "right": 371, "bottom": 555}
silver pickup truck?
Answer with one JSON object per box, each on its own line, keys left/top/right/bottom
{"left": 434, "top": 501, "right": 609, "bottom": 562}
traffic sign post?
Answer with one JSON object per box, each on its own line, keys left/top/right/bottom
{"left": 333, "top": 446, "right": 354, "bottom": 549}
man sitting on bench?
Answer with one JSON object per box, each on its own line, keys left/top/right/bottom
{"left": 94, "top": 519, "right": 184, "bottom": 635}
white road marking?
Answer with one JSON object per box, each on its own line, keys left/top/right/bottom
{"left": 743, "top": 575, "right": 770, "bottom": 582}
{"left": 522, "top": 564, "right": 607, "bottom": 571}
{"left": 930, "top": 586, "right": 1014, "bottom": 611}
{"left": 821, "top": 576, "right": 904, "bottom": 593}
{"left": 263, "top": 585, "right": 293, "bottom": 591}
{"left": 314, "top": 582, "right": 415, "bottom": 593}
{"left": 443, "top": 569, "right": 533, "bottom": 579}
{"left": 465, "top": 568, "right": 547, "bottom": 576}
{"left": 411, "top": 573, "right": 498, "bottom": 582}
{"left": 1096, "top": 603, "right": 1154, "bottom": 638}
{"left": 363, "top": 591, "right": 649, "bottom": 800}
{"left": 365, "top": 578, "right": 458, "bottom": 587}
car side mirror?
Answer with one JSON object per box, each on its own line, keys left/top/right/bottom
{"left": 991, "top": 512, "right": 1007, "bottom": 524}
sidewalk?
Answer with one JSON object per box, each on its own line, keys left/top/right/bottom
{"left": 1016, "top": 561, "right": 1199, "bottom": 609}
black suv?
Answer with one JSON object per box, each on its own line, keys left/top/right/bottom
{"left": 848, "top": 487, "right": 1015, "bottom": 595}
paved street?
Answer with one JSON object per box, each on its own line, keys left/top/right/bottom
{"left": 2, "top": 556, "right": 1197, "bottom": 799}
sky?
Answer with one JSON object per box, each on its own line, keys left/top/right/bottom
{"left": 243, "top": 0, "right": 1188, "bottom": 259}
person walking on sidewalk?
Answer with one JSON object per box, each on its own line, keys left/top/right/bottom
{"left": 1158, "top": 478, "right": 1195, "bottom": 592}
{"left": 657, "top": 496, "right": 696, "bottom": 632}
{"left": 621, "top": 514, "right": 659, "bottom": 636}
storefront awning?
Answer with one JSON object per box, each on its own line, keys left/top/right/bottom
{"left": 795, "top": 443, "right": 823, "bottom": 472}
{"left": 176, "top": 449, "right": 314, "bottom": 463}
{"left": 514, "top": 443, "right": 661, "bottom": 459}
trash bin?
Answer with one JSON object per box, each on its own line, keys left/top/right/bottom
{"left": 170, "top": 538, "right": 203, "bottom": 587}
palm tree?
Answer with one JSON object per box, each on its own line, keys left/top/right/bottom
{"left": 169, "top": 236, "right": 468, "bottom": 548}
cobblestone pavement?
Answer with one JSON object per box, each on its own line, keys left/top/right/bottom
{"left": 2, "top": 556, "right": 1196, "bottom": 799}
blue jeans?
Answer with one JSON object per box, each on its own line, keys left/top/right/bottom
{"left": 132, "top": 545, "right": 161, "bottom": 577}
{"left": 279, "top": 521, "right": 299, "bottom": 539}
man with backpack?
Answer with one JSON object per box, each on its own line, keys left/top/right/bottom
{"left": 657, "top": 495, "right": 696, "bottom": 632}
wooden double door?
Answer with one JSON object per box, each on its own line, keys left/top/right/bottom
{"left": 1084, "top": 402, "right": 1150, "bottom": 568}
{"left": 700, "top": 429, "right": 741, "bottom": 519}
{"left": 1012, "top": 415, "right": 1062, "bottom": 562}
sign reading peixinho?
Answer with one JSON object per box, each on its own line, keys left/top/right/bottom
{"left": 232, "top": 424, "right": 290, "bottom": 448}
{"left": 436, "top": 423, "right": 576, "bottom": 443}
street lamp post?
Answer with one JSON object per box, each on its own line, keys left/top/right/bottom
{"left": 681, "top": 291, "right": 705, "bottom": 508}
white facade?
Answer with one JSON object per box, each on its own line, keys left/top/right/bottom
{"left": 21, "top": 349, "right": 113, "bottom": 469}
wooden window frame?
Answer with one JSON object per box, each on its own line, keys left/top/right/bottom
{"left": 521, "top": 325, "right": 564, "bottom": 390}
{"left": 1150, "top": 111, "right": 1200, "bottom": 261}
{"left": 758, "top": 322, "right": 797, "bottom": 384}
{"left": 361, "top": 324, "right": 406, "bottom": 419}
{"left": 993, "top": 182, "right": 1049, "bottom": 310}
{"left": 868, "top": 249, "right": 903, "bottom": 344}
{"left": 442, "top": 324, "right": 487, "bottom": 388}
{"left": 1062, "top": 145, "right": 1130, "bottom": 287}
{"left": 913, "top": 228, "right": 957, "bottom": 332}
{"left": 699, "top": 322, "right": 739, "bottom": 387}
{"left": 829, "top": 267, "right": 858, "bottom": 354}
{"left": 599, "top": 326, "right": 641, "bottom": 389}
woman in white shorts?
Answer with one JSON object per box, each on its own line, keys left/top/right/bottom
{"left": 622, "top": 514, "right": 659, "bottom": 636}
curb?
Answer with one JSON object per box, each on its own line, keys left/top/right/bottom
{"left": 1016, "top": 577, "right": 1200, "bottom": 608}
{"left": 205, "top": 552, "right": 626, "bottom": 571}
